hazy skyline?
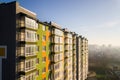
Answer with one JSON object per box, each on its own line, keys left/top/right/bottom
{"left": 3, "top": 0, "right": 120, "bottom": 46}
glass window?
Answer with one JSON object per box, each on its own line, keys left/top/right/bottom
{"left": 42, "top": 46, "right": 46, "bottom": 51}
{"left": 36, "top": 46, "right": 39, "bottom": 52}
{"left": 42, "top": 25, "right": 46, "bottom": 31}
{"left": 36, "top": 70, "right": 39, "bottom": 76}
{"left": 36, "top": 58, "right": 39, "bottom": 64}
{"left": 42, "top": 67, "right": 46, "bottom": 73}
{"left": 20, "top": 17, "right": 25, "bottom": 27}
{"left": 37, "top": 35, "right": 39, "bottom": 40}
{"left": 43, "top": 78, "right": 46, "bottom": 80}
{"left": 42, "top": 35, "right": 46, "bottom": 41}
{"left": 42, "top": 57, "right": 46, "bottom": 62}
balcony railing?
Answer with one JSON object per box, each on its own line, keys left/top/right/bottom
{"left": 17, "top": 31, "right": 38, "bottom": 43}
{"left": 17, "top": 47, "right": 37, "bottom": 58}
{"left": 17, "top": 61, "right": 36, "bottom": 74}
{"left": 65, "top": 52, "right": 69, "bottom": 58}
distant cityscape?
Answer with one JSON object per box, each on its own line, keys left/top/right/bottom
{"left": 89, "top": 44, "right": 120, "bottom": 80}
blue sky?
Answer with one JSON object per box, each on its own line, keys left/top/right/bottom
{"left": 2, "top": 0, "right": 120, "bottom": 46}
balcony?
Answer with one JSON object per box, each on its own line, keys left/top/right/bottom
{"left": 65, "top": 33, "right": 72, "bottom": 38}
{"left": 17, "top": 47, "right": 37, "bottom": 59}
{"left": 17, "top": 30, "right": 38, "bottom": 43}
{"left": 64, "top": 70, "right": 68, "bottom": 78}
{"left": 64, "top": 52, "right": 69, "bottom": 58}
{"left": 50, "top": 53, "right": 63, "bottom": 63}
{"left": 65, "top": 39, "right": 69, "bottom": 44}
{"left": 17, "top": 61, "right": 36, "bottom": 75}
{"left": 19, "top": 16, "right": 38, "bottom": 30}
{"left": 64, "top": 64, "right": 68, "bottom": 70}
{"left": 51, "top": 29, "right": 63, "bottom": 36}
{"left": 65, "top": 58, "right": 69, "bottom": 64}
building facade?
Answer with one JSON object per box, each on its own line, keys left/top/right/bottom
{"left": 63, "top": 29, "right": 73, "bottom": 80}
{"left": 49, "top": 22, "right": 64, "bottom": 80}
{"left": 37, "top": 22, "right": 50, "bottom": 80}
{"left": 72, "top": 33, "right": 77, "bottom": 80}
{"left": 76, "top": 36, "right": 83, "bottom": 80}
{"left": 81, "top": 37, "right": 88, "bottom": 80}
{"left": 0, "top": 1, "right": 88, "bottom": 80}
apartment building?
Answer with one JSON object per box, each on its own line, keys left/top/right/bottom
{"left": 81, "top": 37, "right": 88, "bottom": 80}
{"left": 76, "top": 36, "right": 82, "bottom": 80}
{"left": 72, "top": 32, "right": 77, "bottom": 80}
{"left": 85, "top": 39, "right": 88, "bottom": 79}
{"left": 63, "top": 28, "right": 73, "bottom": 80}
{"left": 49, "top": 22, "right": 64, "bottom": 80}
{"left": 0, "top": 1, "right": 88, "bottom": 80}
{"left": 0, "top": 1, "right": 39, "bottom": 80}
{"left": 37, "top": 22, "right": 50, "bottom": 80}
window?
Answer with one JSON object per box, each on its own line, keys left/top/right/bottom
{"left": 42, "top": 25, "right": 46, "bottom": 31}
{"left": 42, "top": 46, "right": 46, "bottom": 51}
{"left": 36, "top": 70, "right": 39, "bottom": 76}
{"left": 26, "top": 45, "right": 37, "bottom": 56}
{"left": 48, "top": 27, "right": 51, "bottom": 32}
{"left": 25, "top": 59, "right": 35, "bottom": 71}
{"left": 55, "top": 63, "right": 59, "bottom": 70}
{"left": 42, "top": 57, "right": 46, "bottom": 62}
{"left": 36, "top": 46, "right": 39, "bottom": 52}
{"left": 43, "top": 78, "right": 46, "bottom": 80}
{"left": 42, "top": 67, "right": 46, "bottom": 73}
{"left": 54, "top": 45, "right": 59, "bottom": 52}
{"left": 26, "top": 30, "right": 37, "bottom": 42}
{"left": 20, "top": 17, "right": 25, "bottom": 27}
{"left": 26, "top": 75, "right": 30, "bottom": 80}
{"left": 42, "top": 35, "right": 46, "bottom": 41}
{"left": 25, "top": 74, "right": 35, "bottom": 80}
{"left": 25, "top": 17, "right": 38, "bottom": 29}
{"left": 36, "top": 58, "right": 39, "bottom": 64}
{"left": 26, "top": 61, "right": 30, "bottom": 70}
{"left": 54, "top": 29, "right": 63, "bottom": 36}
{"left": 37, "top": 34, "right": 39, "bottom": 40}
{"left": 58, "top": 54, "right": 60, "bottom": 60}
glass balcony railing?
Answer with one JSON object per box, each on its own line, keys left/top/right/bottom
{"left": 17, "top": 30, "right": 38, "bottom": 42}
{"left": 17, "top": 47, "right": 37, "bottom": 57}
{"left": 17, "top": 61, "right": 36, "bottom": 73}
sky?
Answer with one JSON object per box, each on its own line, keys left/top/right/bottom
{"left": 2, "top": 0, "right": 120, "bottom": 46}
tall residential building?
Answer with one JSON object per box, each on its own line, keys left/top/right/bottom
{"left": 76, "top": 36, "right": 82, "bottom": 80}
{"left": 72, "top": 32, "right": 77, "bottom": 80}
{"left": 0, "top": 1, "right": 39, "bottom": 80}
{"left": 0, "top": 1, "right": 88, "bottom": 80}
{"left": 37, "top": 22, "right": 50, "bottom": 80}
{"left": 49, "top": 22, "right": 64, "bottom": 80}
{"left": 81, "top": 37, "right": 88, "bottom": 80}
{"left": 63, "top": 28, "right": 73, "bottom": 80}
{"left": 85, "top": 38, "right": 88, "bottom": 79}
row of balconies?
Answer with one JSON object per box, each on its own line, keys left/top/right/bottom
{"left": 50, "top": 53, "right": 64, "bottom": 62}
